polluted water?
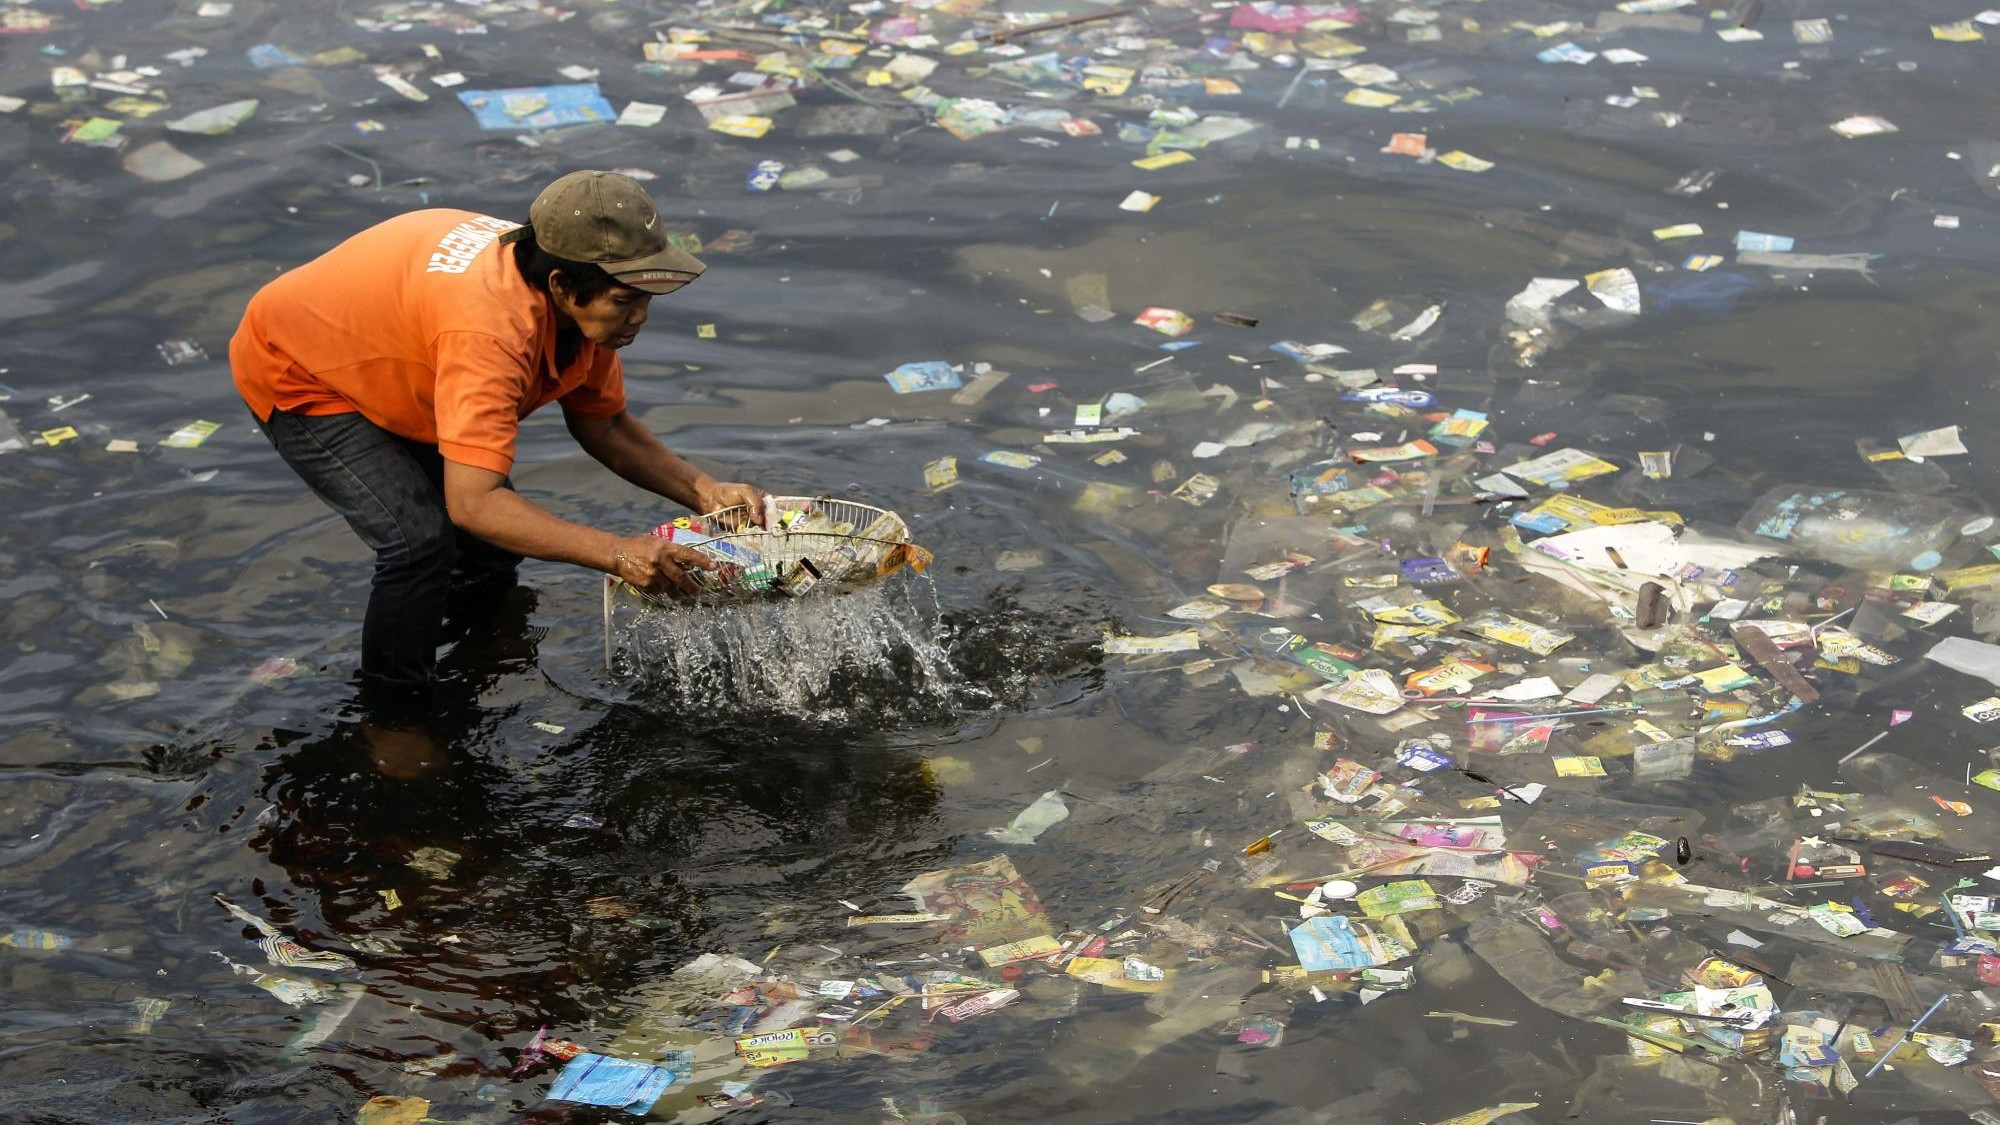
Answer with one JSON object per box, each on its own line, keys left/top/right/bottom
{"left": 8, "top": 0, "right": 2000, "bottom": 1120}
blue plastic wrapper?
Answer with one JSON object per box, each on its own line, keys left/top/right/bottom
{"left": 1734, "top": 230, "right": 1795, "bottom": 252}
{"left": 1288, "top": 915, "right": 1378, "bottom": 971}
{"left": 1726, "top": 730, "right": 1793, "bottom": 751}
{"left": 1395, "top": 743, "right": 1455, "bottom": 772}
{"left": 1343, "top": 386, "right": 1437, "bottom": 409}
{"left": 246, "top": 43, "right": 303, "bottom": 68}
{"left": 547, "top": 1053, "right": 678, "bottom": 1115}
{"left": 660, "top": 1050, "right": 695, "bottom": 1082}
{"left": 1400, "top": 556, "right": 1456, "bottom": 585}
{"left": 747, "top": 159, "right": 784, "bottom": 192}
{"left": 1267, "top": 339, "right": 1326, "bottom": 363}
{"left": 1536, "top": 42, "right": 1595, "bottom": 64}
{"left": 884, "top": 361, "right": 962, "bottom": 394}
{"left": 456, "top": 84, "right": 615, "bottom": 131}
{"left": 1510, "top": 510, "right": 1568, "bottom": 535}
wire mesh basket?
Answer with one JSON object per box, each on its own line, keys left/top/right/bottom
{"left": 616, "top": 495, "right": 932, "bottom": 607}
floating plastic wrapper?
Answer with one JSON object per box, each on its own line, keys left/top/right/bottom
{"left": 1735, "top": 484, "right": 1978, "bottom": 572}
{"left": 456, "top": 83, "right": 615, "bottom": 130}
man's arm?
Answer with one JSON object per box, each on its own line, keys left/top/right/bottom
{"left": 565, "top": 409, "right": 766, "bottom": 522}
{"left": 565, "top": 408, "right": 713, "bottom": 508}
{"left": 441, "top": 461, "right": 716, "bottom": 595}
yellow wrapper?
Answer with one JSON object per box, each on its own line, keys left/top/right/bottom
{"left": 708, "top": 114, "right": 773, "bottom": 137}
{"left": 1343, "top": 88, "right": 1401, "bottom": 107}
{"left": 924, "top": 456, "right": 959, "bottom": 491}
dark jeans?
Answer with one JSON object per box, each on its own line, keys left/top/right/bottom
{"left": 258, "top": 409, "right": 522, "bottom": 689}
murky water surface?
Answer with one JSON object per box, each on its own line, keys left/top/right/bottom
{"left": 6, "top": 0, "right": 2000, "bottom": 1122}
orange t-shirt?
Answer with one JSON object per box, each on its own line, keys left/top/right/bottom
{"left": 230, "top": 208, "right": 626, "bottom": 475}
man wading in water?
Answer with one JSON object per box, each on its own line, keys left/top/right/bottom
{"left": 231, "top": 170, "right": 765, "bottom": 750}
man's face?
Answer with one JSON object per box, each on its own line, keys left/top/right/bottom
{"left": 551, "top": 274, "right": 675, "bottom": 349}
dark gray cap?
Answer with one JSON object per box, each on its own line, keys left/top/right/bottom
{"left": 506, "top": 169, "right": 706, "bottom": 294}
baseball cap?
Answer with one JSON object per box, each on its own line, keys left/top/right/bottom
{"left": 502, "top": 170, "right": 706, "bottom": 294}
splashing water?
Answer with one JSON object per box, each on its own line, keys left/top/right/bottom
{"left": 605, "top": 576, "right": 961, "bottom": 719}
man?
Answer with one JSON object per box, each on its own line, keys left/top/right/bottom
{"left": 231, "top": 169, "right": 765, "bottom": 698}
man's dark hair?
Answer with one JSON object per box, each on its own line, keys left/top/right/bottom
{"left": 511, "top": 226, "right": 624, "bottom": 306}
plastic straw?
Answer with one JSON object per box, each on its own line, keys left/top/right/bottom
{"left": 1863, "top": 992, "right": 1951, "bottom": 1079}
{"left": 1465, "top": 706, "right": 1631, "bottom": 723}
{"left": 1942, "top": 893, "right": 1968, "bottom": 938}
{"left": 1838, "top": 730, "right": 1890, "bottom": 765}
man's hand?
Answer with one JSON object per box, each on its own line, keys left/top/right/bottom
{"left": 695, "top": 479, "right": 771, "bottom": 528}
{"left": 612, "top": 536, "right": 718, "bottom": 597}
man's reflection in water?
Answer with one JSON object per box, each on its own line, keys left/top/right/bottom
{"left": 248, "top": 602, "right": 944, "bottom": 1045}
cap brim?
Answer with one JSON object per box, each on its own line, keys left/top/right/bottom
{"left": 603, "top": 242, "right": 708, "bottom": 295}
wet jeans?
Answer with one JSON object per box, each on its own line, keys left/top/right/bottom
{"left": 256, "top": 409, "right": 522, "bottom": 690}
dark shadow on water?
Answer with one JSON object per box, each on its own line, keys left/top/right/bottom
{"left": 240, "top": 583, "right": 1101, "bottom": 1051}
